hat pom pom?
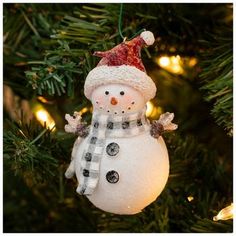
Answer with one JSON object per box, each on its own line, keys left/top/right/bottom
{"left": 140, "top": 31, "right": 155, "bottom": 46}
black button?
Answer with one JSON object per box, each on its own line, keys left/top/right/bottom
{"left": 94, "top": 122, "right": 99, "bottom": 128}
{"left": 122, "top": 121, "right": 130, "bottom": 129}
{"left": 107, "top": 122, "right": 114, "bottom": 129}
{"left": 83, "top": 169, "right": 90, "bottom": 177}
{"left": 106, "top": 142, "right": 119, "bottom": 156}
{"left": 106, "top": 170, "right": 119, "bottom": 183}
{"left": 84, "top": 152, "right": 92, "bottom": 161}
{"left": 90, "top": 137, "right": 97, "bottom": 144}
{"left": 137, "top": 119, "right": 142, "bottom": 126}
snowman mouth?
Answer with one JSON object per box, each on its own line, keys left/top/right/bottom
{"left": 96, "top": 100, "right": 136, "bottom": 115}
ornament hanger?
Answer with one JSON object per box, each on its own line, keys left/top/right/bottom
{"left": 118, "top": 3, "right": 146, "bottom": 41}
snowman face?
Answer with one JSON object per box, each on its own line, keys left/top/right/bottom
{"left": 91, "top": 83, "right": 146, "bottom": 115}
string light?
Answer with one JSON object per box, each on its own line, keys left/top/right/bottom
{"left": 159, "top": 56, "right": 170, "bottom": 67}
{"left": 213, "top": 203, "right": 233, "bottom": 221}
{"left": 188, "top": 58, "right": 197, "bottom": 67}
{"left": 34, "top": 104, "right": 56, "bottom": 130}
{"left": 146, "top": 101, "right": 154, "bottom": 117}
{"left": 187, "top": 196, "right": 194, "bottom": 202}
{"left": 79, "top": 107, "right": 90, "bottom": 116}
{"left": 156, "top": 55, "right": 197, "bottom": 75}
{"left": 157, "top": 55, "right": 183, "bottom": 74}
{"left": 146, "top": 101, "right": 162, "bottom": 118}
{"left": 37, "top": 96, "right": 54, "bottom": 104}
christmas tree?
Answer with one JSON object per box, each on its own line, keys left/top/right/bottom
{"left": 3, "top": 3, "right": 233, "bottom": 233}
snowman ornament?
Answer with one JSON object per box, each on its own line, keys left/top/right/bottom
{"left": 65, "top": 31, "right": 177, "bottom": 215}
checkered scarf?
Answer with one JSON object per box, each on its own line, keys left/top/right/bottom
{"left": 77, "top": 107, "right": 150, "bottom": 195}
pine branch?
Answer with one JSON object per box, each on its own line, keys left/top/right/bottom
{"left": 3, "top": 3, "right": 73, "bottom": 98}
{"left": 25, "top": 4, "right": 119, "bottom": 97}
{"left": 191, "top": 217, "right": 232, "bottom": 233}
{"left": 25, "top": 41, "right": 83, "bottom": 97}
{"left": 199, "top": 27, "right": 233, "bottom": 136}
{"left": 23, "top": 3, "right": 233, "bottom": 97}
{"left": 3, "top": 117, "right": 59, "bottom": 183}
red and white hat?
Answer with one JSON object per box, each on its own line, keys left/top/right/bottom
{"left": 84, "top": 31, "right": 157, "bottom": 102}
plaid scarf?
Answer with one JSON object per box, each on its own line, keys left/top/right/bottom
{"left": 77, "top": 107, "right": 150, "bottom": 195}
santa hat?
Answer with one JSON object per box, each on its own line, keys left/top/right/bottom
{"left": 84, "top": 31, "right": 157, "bottom": 102}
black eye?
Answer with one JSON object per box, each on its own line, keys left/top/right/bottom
{"left": 105, "top": 91, "right": 109, "bottom": 95}
{"left": 120, "top": 91, "right": 125, "bottom": 95}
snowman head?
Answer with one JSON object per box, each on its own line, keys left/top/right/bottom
{"left": 84, "top": 31, "right": 157, "bottom": 105}
{"left": 91, "top": 83, "right": 146, "bottom": 115}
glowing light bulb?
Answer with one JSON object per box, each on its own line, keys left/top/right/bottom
{"left": 37, "top": 96, "right": 54, "bottom": 104}
{"left": 146, "top": 102, "right": 162, "bottom": 118}
{"left": 213, "top": 203, "right": 233, "bottom": 221}
{"left": 156, "top": 55, "right": 197, "bottom": 75}
{"left": 171, "top": 65, "right": 181, "bottom": 74}
{"left": 187, "top": 196, "right": 194, "bottom": 202}
{"left": 159, "top": 57, "right": 170, "bottom": 67}
{"left": 36, "top": 110, "right": 48, "bottom": 122}
{"left": 188, "top": 58, "right": 198, "bottom": 67}
{"left": 146, "top": 101, "right": 154, "bottom": 117}
{"left": 172, "top": 55, "right": 180, "bottom": 64}
{"left": 79, "top": 107, "right": 89, "bottom": 116}
{"left": 156, "top": 55, "right": 183, "bottom": 74}
{"left": 35, "top": 107, "right": 56, "bottom": 130}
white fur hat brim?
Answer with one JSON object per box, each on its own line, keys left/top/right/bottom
{"left": 84, "top": 65, "right": 157, "bottom": 102}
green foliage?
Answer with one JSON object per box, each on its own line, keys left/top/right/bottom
{"left": 25, "top": 41, "right": 83, "bottom": 97}
{"left": 3, "top": 118, "right": 58, "bottom": 183}
{"left": 199, "top": 28, "right": 233, "bottom": 136}
{"left": 21, "top": 3, "right": 233, "bottom": 97}
{"left": 3, "top": 5, "right": 52, "bottom": 99}
{"left": 25, "top": 4, "right": 120, "bottom": 97}
{"left": 3, "top": 3, "right": 233, "bottom": 233}
{"left": 191, "top": 217, "right": 233, "bottom": 233}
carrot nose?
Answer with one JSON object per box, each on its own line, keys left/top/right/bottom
{"left": 110, "top": 97, "right": 118, "bottom": 105}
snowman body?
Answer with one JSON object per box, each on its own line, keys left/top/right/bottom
{"left": 74, "top": 131, "right": 169, "bottom": 215}
{"left": 71, "top": 83, "right": 169, "bottom": 215}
